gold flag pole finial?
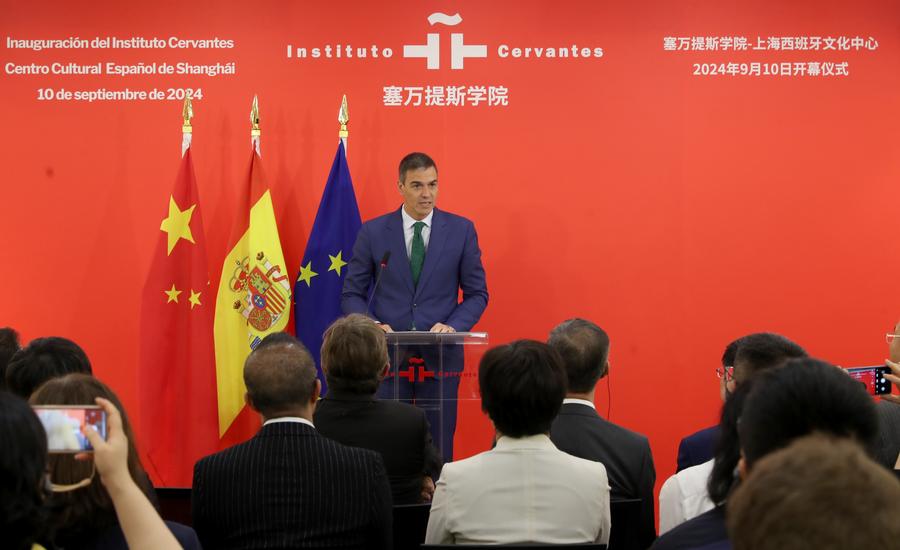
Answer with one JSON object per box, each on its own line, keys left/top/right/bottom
{"left": 182, "top": 97, "right": 193, "bottom": 134}
{"left": 250, "top": 95, "right": 261, "bottom": 137}
{"left": 338, "top": 94, "right": 349, "bottom": 139}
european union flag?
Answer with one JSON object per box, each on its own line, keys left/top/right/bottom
{"left": 294, "top": 141, "right": 361, "bottom": 393}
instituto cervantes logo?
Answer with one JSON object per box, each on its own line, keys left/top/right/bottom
{"left": 285, "top": 12, "right": 604, "bottom": 108}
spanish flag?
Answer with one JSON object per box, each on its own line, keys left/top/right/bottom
{"left": 213, "top": 103, "right": 291, "bottom": 436}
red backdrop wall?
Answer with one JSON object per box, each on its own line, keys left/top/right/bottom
{"left": 3, "top": 0, "right": 899, "bottom": 500}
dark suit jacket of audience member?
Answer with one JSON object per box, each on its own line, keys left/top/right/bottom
{"left": 550, "top": 401, "right": 657, "bottom": 549}
{"left": 192, "top": 421, "right": 392, "bottom": 550}
{"left": 650, "top": 506, "right": 728, "bottom": 550}
{"left": 314, "top": 390, "right": 443, "bottom": 505}
{"left": 676, "top": 425, "right": 720, "bottom": 472}
{"left": 876, "top": 400, "right": 900, "bottom": 472}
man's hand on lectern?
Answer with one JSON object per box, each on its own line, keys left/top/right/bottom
{"left": 375, "top": 322, "right": 393, "bottom": 333}
{"left": 430, "top": 323, "right": 456, "bottom": 333}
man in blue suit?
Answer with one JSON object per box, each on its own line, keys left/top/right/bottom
{"left": 342, "top": 152, "right": 489, "bottom": 460}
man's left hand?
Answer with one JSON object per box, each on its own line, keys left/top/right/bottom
{"left": 430, "top": 323, "right": 456, "bottom": 333}
{"left": 883, "top": 359, "right": 900, "bottom": 405}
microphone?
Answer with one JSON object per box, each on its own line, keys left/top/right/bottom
{"left": 366, "top": 251, "right": 391, "bottom": 318}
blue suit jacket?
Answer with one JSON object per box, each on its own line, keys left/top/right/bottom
{"left": 342, "top": 207, "right": 488, "bottom": 331}
{"left": 676, "top": 425, "right": 720, "bottom": 472}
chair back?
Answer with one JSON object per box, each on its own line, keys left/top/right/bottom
{"left": 394, "top": 503, "right": 431, "bottom": 550}
{"left": 608, "top": 498, "right": 642, "bottom": 550}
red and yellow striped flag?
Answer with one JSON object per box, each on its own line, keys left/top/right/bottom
{"left": 213, "top": 145, "right": 291, "bottom": 436}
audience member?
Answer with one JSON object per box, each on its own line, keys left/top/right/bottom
{"left": 314, "top": 314, "right": 442, "bottom": 504}
{"left": 82, "top": 396, "right": 184, "bottom": 550}
{"left": 727, "top": 434, "right": 900, "bottom": 550}
{"left": 660, "top": 357, "right": 878, "bottom": 550}
{"left": 547, "top": 318, "right": 656, "bottom": 548}
{"left": 675, "top": 337, "right": 743, "bottom": 473}
{"left": 30, "top": 374, "right": 199, "bottom": 549}
{"left": 192, "top": 338, "right": 392, "bottom": 550}
{"left": 6, "top": 336, "right": 92, "bottom": 398}
{"left": 659, "top": 333, "right": 806, "bottom": 534}
{"left": 876, "top": 320, "right": 900, "bottom": 470}
{"left": 425, "top": 340, "right": 611, "bottom": 545}
{"left": 0, "top": 327, "right": 21, "bottom": 391}
{"left": 729, "top": 331, "right": 806, "bottom": 386}
{"left": 654, "top": 384, "right": 751, "bottom": 548}
{"left": 0, "top": 391, "right": 51, "bottom": 550}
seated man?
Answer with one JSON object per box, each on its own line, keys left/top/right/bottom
{"left": 425, "top": 340, "right": 611, "bottom": 545}
{"left": 314, "top": 313, "right": 442, "bottom": 504}
{"left": 192, "top": 337, "right": 392, "bottom": 550}
{"left": 547, "top": 318, "right": 656, "bottom": 548}
{"left": 727, "top": 434, "right": 900, "bottom": 550}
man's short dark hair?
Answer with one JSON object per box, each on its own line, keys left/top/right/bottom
{"left": 0, "top": 328, "right": 21, "bottom": 392}
{"left": 244, "top": 341, "right": 318, "bottom": 418}
{"left": 739, "top": 358, "right": 879, "bottom": 469}
{"left": 732, "top": 332, "right": 806, "bottom": 385}
{"left": 479, "top": 340, "right": 567, "bottom": 438}
{"left": 728, "top": 434, "right": 900, "bottom": 550}
{"left": 321, "top": 314, "right": 388, "bottom": 394}
{"left": 398, "top": 152, "right": 437, "bottom": 182}
{"left": 547, "top": 318, "right": 610, "bottom": 393}
{"left": 5, "top": 336, "right": 93, "bottom": 398}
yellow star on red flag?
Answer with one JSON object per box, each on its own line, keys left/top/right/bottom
{"left": 164, "top": 284, "right": 182, "bottom": 303}
{"left": 160, "top": 196, "right": 196, "bottom": 255}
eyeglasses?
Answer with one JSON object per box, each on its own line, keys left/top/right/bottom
{"left": 716, "top": 366, "right": 735, "bottom": 381}
{"left": 887, "top": 334, "right": 900, "bottom": 344}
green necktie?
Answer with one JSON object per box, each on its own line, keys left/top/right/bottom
{"left": 410, "top": 221, "right": 426, "bottom": 287}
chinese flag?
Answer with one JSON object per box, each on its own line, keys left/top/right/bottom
{"left": 213, "top": 147, "right": 291, "bottom": 440}
{"left": 139, "top": 147, "right": 218, "bottom": 487}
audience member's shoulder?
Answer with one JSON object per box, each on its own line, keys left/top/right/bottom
{"left": 606, "top": 419, "right": 652, "bottom": 450}
{"left": 556, "top": 446, "right": 609, "bottom": 477}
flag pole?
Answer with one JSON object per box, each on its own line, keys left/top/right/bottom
{"left": 250, "top": 94, "right": 261, "bottom": 156}
{"left": 338, "top": 94, "right": 349, "bottom": 155}
{"left": 181, "top": 97, "right": 193, "bottom": 157}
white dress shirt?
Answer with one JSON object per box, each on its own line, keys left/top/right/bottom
{"left": 562, "top": 398, "right": 596, "bottom": 409}
{"left": 262, "top": 416, "right": 315, "bottom": 428}
{"left": 658, "top": 458, "right": 715, "bottom": 534}
{"left": 425, "top": 434, "right": 611, "bottom": 545}
{"left": 401, "top": 206, "right": 433, "bottom": 258}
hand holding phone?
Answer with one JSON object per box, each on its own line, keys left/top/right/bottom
{"left": 32, "top": 405, "right": 108, "bottom": 453}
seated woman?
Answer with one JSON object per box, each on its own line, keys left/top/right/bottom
{"left": 0, "top": 391, "right": 51, "bottom": 550}
{"left": 424, "top": 340, "right": 611, "bottom": 545}
{"left": 30, "top": 373, "right": 200, "bottom": 549}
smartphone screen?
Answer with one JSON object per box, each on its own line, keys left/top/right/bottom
{"left": 33, "top": 405, "right": 107, "bottom": 453}
{"left": 845, "top": 365, "right": 893, "bottom": 396}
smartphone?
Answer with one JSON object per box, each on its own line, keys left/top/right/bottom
{"left": 845, "top": 365, "right": 893, "bottom": 396}
{"left": 32, "top": 405, "right": 107, "bottom": 453}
